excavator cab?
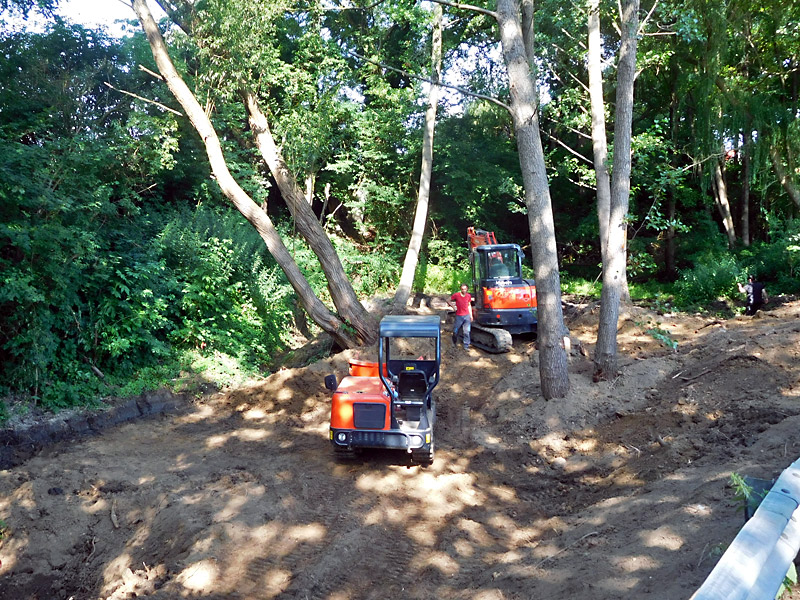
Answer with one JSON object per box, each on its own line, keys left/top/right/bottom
{"left": 474, "top": 245, "right": 524, "bottom": 281}
{"left": 326, "top": 315, "right": 440, "bottom": 465}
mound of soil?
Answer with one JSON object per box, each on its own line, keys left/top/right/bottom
{"left": 1, "top": 296, "right": 799, "bottom": 600}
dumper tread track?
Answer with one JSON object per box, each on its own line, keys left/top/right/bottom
{"left": 411, "top": 444, "right": 434, "bottom": 466}
{"left": 333, "top": 446, "right": 359, "bottom": 461}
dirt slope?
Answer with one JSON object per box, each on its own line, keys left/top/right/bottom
{"left": 1, "top": 297, "right": 799, "bottom": 600}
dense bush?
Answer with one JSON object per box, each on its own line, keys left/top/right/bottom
{"left": 0, "top": 141, "right": 300, "bottom": 410}
{"left": 413, "top": 236, "right": 470, "bottom": 294}
{"left": 735, "top": 217, "right": 800, "bottom": 294}
{"left": 675, "top": 250, "right": 741, "bottom": 307}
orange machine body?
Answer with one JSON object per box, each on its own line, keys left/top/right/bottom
{"left": 329, "top": 370, "right": 391, "bottom": 430}
{"left": 325, "top": 315, "right": 441, "bottom": 464}
{"left": 482, "top": 282, "right": 537, "bottom": 311}
{"left": 467, "top": 227, "right": 538, "bottom": 335}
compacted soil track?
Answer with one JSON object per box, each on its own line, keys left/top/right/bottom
{"left": 2, "top": 297, "right": 800, "bottom": 599}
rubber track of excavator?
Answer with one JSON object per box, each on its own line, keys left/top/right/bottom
{"left": 470, "top": 324, "right": 513, "bottom": 353}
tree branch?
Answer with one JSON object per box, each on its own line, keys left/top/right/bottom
{"left": 427, "top": 0, "right": 497, "bottom": 20}
{"left": 566, "top": 69, "right": 590, "bottom": 94}
{"left": 562, "top": 123, "right": 592, "bottom": 141}
{"left": 103, "top": 81, "right": 183, "bottom": 116}
{"left": 138, "top": 64, "right": 164, "bottom": 81}
{"left": 543, "top": 129, "right": 593, "bottom": 165}
{"left": 287, "top": 0, "right": 391, "bottom": 12}
{"left": 348, "top": 50, "right": 510, "bottom": 112}
{"left": 637, "top": 0, "right": 659, "bottom": 37}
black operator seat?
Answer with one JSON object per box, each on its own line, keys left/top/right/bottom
{"left": 396, "top": 370, "right": 428, "bottom": 402}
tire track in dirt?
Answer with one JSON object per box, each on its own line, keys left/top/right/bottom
{"left": 283, "top": 525, "right": 417, "bottom": 599}
{"left": 5, "top": 300, "right": 800, "bottom": 600}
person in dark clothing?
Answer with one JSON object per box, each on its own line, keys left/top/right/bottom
{"left": 738, "top": 275, "right": 769, "bottom": 315}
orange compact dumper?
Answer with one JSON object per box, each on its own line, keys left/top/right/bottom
{"left": 325, "top": 315, "right": 441, "bottom": 465}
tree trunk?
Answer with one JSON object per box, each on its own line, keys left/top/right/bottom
{"left": 741, "top": 135, "right": 751, "bottom": 247}
{"left": 242, "top": 91, "right": 378, "bottom": 345}
{"left": 770, "top": 144, "right": 800, "bottom": 210}
{"left": 593, "top": 0, "right": 639, "bottom": 380}
{"left": 665, "top": 43, "right": 679, "bottom": 279}
{"left": 304, "top": 171, "right": 314, "bottom": 205}
{"left": 587, "top": 0, "right": 612, "bottom": 268}
{"left": 521, "top": 0, "right": 535, "bottom": 75}
{"left": 394, "top": 4, "right": 443, "bottom": 309}
{"left": 496, "top": 0, "right": 569, "bottom": 400}
{"left": 712, "top": 156, "right": 737, "bottom": 248}
{"left": 320, "top": 182, "right": 331, "bottom": 225}
{"left": 131, "top": 0, "right": 365, "bottom": 349}
{"left": 665, "top": 187, "right": 677, "bottom": 276}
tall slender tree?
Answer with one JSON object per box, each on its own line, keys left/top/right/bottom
{"left": 587, "top": 0, "right": 612, "bottom": 271}
{"left": 496, "top": 0, "right": 570, "bottom": 398}
{"left": 593, "top": 0, "right": 640, "bottom": 380}
{"left": 394, "top": 4, "right": 443, "bottom": 309}
{"left": 712, "top": 153, "right": 737, "bottom": 247}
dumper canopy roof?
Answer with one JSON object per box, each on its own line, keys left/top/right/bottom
{"left": 379, "top": 315, "right": 441, "bottom": 340}
{"left": 378, "top": 316, "right": 441, "bottom": 392}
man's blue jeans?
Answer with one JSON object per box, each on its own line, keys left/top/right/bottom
{"left": 453, "top": 315, "right": 471, "bottom": 348}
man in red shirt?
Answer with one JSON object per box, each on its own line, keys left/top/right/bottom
{"left": 448, "top": 283, "right": 472, "bottom": 349}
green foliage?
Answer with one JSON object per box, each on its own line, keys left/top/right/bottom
{"left": 646, "top": 291, "right": 678, "bottom": 314}
{"left": 331, "top": 232, "right": 403, "bottom": 296}
{"left": 157, "top": 207, "right": 298, "bottom": 362}
{"left": 433, "top": 103, "right": 529, "bottom": 245}
{"left": 561, "top": 276, "right": 602, "bottom": 299}
{"left": 639, "top": 319, "right": 678, "bottom": 351}
{"left": 736, "top": 217, "right": 800, "bottom": 294}
{"left": 415, "top": 263, "right": 471, "bottom": 295}
{"left": 627, "top": 238, "right": 659, "bottom": 279}
{"left": 675, "top": 251, "right": 742, "bottom": 307}
{"left": 779, "top": 563, "right": 797, "bottom": 598}
{"left": 411, "top": 235, "right": 470, "bottom": 294}
{"left": 180, "top": 349, "right": 257, "bottom": 391}
{"left": 730, "top": 472, "right": 765, "bottom": 511}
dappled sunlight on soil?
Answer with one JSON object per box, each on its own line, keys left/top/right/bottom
{"left": 1, "top": 297, "right": 800, "bottom": 599}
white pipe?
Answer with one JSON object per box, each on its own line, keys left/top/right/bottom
{"left": 692, "top": 457, "right": 800, "bottom": 600}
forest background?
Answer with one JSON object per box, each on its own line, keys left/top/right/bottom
{"left": 1, "top": 0, "right": 799, "bottom": 416}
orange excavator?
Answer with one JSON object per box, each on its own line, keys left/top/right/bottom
{"left": 466, "top": 227, "right": 537, "bottom": 353}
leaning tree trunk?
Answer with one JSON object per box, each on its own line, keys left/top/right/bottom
{"left": 593, "top": 0, "right": 639, "bottom": 380}
{"left": 770, "top": 144, "right": 800, "bottom": 210}
{"left": 497, "top": 0, "right": 569, "bottom": 399}
{"left": 521, "top": 0, "right": 535, "bottom": 76}
{"left": 712, "top": 156, "right": 737, "bottom": 248}
{"left": 394, "top": 4, "right": 443, "bottom": 309}
{"left": 131, "top": 0, "right": 365, "bottom": 348}
{"left": 243, "top": 92, "right": 377, "bottom": 344}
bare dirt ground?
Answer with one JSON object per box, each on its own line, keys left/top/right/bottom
{"left": 2, "top": 296, "right": 800, "bottom": 600}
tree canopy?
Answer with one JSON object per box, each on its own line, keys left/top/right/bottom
{"left": 1, "top": 0, "right": 799, "bottom": 410}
